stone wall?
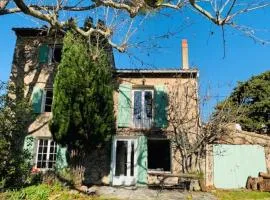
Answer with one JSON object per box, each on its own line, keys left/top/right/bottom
{"left": 10, "top": 34, "right": 61, "bottom": 138}
{"left": 83, "top": 145, "right": 112, "bottom": 185}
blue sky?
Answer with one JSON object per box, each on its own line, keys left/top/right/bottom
{"left": 1, "top": 6, "right": 270, "bottom": 118}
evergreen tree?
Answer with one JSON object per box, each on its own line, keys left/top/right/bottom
{"left": 0, "top": 82, "right": 33, "bottom": 188}
{"left": 215, "top": 71, "right": 270, "bottom": 133}
{"left": 49, "top": 31, "right": 115, "bottom": 153}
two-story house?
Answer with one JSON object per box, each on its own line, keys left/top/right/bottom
{"left": 11, "top": 27, "right": 199, "bottom": 187}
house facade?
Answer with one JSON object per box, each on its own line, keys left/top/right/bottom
{"left": 11, "top": 28, "right": 200, "bottom": 186}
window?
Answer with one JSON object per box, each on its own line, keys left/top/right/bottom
{"left": 36, "top": 139, "right": 57, "bottom": 169}
{"left": 133, "top": 89, "right": 153, "bottom": 128}
{"left": 49, "top": 45, "right": 62, "bottom": 63}
{"left": 43, "top": 89, "right": 53, "bottom": 112}
{"left": 38, "top": 44, "right": 62, "bottom": 64}
{"left": 148, "top": 139, "right": 171, "bottom": 172}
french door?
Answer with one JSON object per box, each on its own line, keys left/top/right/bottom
{"left": 112, "top": 138, "right": 137, "bottom": 186}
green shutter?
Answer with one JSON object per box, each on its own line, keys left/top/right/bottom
{"left": 23, "top": 135, "right": 36, "bottom": 164}
{"left": 109, "top": 137, "right": 114, "bottom": 184}
{"left": 137, "top": 135, "right": 148, "bottom": 185}
{"left": 38, "top": 44, "right": 49, "bottom": 63}
{"left": 31, "top": 86, "right": 43, "bottom": 113}
{"left": 154, "top": 85, "right": 168, "bottom": 128}
{"left": 117, "top": 84, "right": 132, "bottom": 127}
{"left": 55, "top": 145, "right": 68, "bottom": 170}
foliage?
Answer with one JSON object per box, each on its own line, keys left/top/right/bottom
{"left": 168, "top": 78, "right": 241, "bottom": 173}
{"left": 213, "top": 190, "right": 270, "bottom": 200}
{"left": 0, "top": 183, "right": 118, "bottom": 200}
{"left": 49, "top": 31, "right": 115, "bottom": 152}
{"left": 216, "top": 71, "right": 270, "bottom": 134}
{"left": 0, "top": 82, "right": 34, "bottom": 188}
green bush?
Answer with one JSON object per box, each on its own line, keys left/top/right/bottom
{"left": 0, "top": 82, "right": 34, "bottom": 188}
{"left": 2, "top": 183, "right": 63, "bottom": 200}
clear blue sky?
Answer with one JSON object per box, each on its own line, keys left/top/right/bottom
{"left": 1, "top": 7, "right": 269, "bottom": 118}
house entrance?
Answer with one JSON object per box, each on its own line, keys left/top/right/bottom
{"left": 112, "top": 138, "right": 137, "bottom": 186}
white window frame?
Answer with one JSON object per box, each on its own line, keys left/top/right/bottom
{"left": 35, "top": 138, "right": 57, "bottom": 170}
{"left": 147, "top": 138, "right": 172, "bottom": 173}
{"left": 42, "top": 88, "right": 53, "bottom": 113}
{"left": 111, "top": 137, "right": 138, "bottom": 186}
{"left": 132, "top": 89, "right": 154, "bottom": 129}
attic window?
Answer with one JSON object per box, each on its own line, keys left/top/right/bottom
{"left": 49, "top": 45, "right": 62, "bottom": 63}
{"left": 148, "top": 139, "right": 171, "bottom": 172}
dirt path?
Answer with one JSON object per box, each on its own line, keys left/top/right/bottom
{"left": 96, "top": 186, "right": 217, "bottom": 200}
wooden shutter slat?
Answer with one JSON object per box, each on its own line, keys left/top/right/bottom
{"left": 117, "top": 84, "right": 132, "bottom": 127}
{"left": 38, "top": 44, "right": 49, "bottom": 63}
{"left": 137, "top": 135, "right": 148, "bottom": 185}
{"left": 154, "top": 85, "right": 168, "bottom": 128}
{"left": 31, "top": 86, "right": 43, "bottom": 113}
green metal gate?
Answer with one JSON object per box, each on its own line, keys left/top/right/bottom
{"left": 213, "top": 144, "right": 266, "bottom": 189}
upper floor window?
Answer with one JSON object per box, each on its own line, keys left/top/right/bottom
{"left": 133, "top": 89, "right": 153, "bottom": 129}
{"left": 49, "top": 45, "right": 62, "bottom": 63}
{"left": 43, "top": 89, "right": 53, "bottom": 112}
{"left": 38, "top": 44, "right": 62, "bottom": 64}
{"left": 117, "top": 84, "right": 167, "bottom": 129}
{"left": 36, "top": 139, "right": 57, "bottom": 169}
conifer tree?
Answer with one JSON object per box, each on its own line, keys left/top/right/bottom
{"left": 215, "top": 70, "right": 270, "bottom": 134}
{"left": 50, "top": 31, "right": 115, "bottom": 155}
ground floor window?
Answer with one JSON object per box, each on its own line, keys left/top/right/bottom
{"left": 147, "top": 139, "right": 171, "bottom": 172}
{"left": 36, "top": 139, "right": 57, "bottom": 169}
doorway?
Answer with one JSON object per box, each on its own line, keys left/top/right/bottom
{"left": 112, "top": 138, "right": 137, "bottom": 186}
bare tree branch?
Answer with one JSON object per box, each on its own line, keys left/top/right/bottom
{"left": 1, "top": 0, "right": 269, "bottom": 52}
{"left": 0, "top": 0, "right": 9, "bottom": 10}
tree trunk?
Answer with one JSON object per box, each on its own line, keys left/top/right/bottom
{"left": 69, "top": 148, "right": 85, "bottom": 187}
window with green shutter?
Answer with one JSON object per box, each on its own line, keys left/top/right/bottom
{"left": 154, "top": 85, "right": 168, "bottom": 128}
{"left": 117, "top": 84, "right": 132, "bottom": 127}
{"left": 38, "top": 44, "right": 49, "bottom": 64}
{"left": 31, "top": 86, "right": 43, "bottom": 113}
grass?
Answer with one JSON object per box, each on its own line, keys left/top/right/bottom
{"left": 213, "top": 190, "right": 270, "bottom": 200}
{"left": 0, "top": 183, "right": 117, "bottom": 200}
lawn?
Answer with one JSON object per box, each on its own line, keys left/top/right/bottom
{"left": 214, "top": 190, "right": 270, "bottom": 200}
{"left": 0, "top": 183, "right": 117, "bottom": 200}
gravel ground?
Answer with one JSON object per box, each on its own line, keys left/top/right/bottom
{"left": 95, "top": 186, "right": 218, "bottom": 200}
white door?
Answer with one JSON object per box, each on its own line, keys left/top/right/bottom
{"left": 112, "top": 138, "right": 137, "bottom": 186}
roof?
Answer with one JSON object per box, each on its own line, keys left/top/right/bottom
{"left": 116, "top": 68, "right": 199, "bottom": 78}
{"left": 12, "top": 27, "right": 64, "bottom": 37}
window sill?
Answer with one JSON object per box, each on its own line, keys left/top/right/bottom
{"left": 131, "top": 127, "right": 153, "bottom": 131}
{"left": 148, "top": 170, "right": 172, "bottom": 175}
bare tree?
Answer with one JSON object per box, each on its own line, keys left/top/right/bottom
{"left": 1, "top": 0, "right": 270, "bottom": 52}
{"left": 167, "top": 77, "right": 244, "bottom": 173}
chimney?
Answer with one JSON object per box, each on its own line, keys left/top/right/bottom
{"left": 182, "top": 39, "right": 189, "bottom": 70}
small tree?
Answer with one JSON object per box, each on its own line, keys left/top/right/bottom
{"left": 167, "top": 78, "right": 242, "bottom": 173}
{"left": 0, "top": 82, "right": 33, "bottom": 188}
{"left": 49, "top": 31, "right": 115, "bottom": 185}
{"left": 216, "top": 70, "right": 270, "bottom": 134}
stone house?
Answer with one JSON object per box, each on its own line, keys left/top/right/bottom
{"left": 11, "top": 27, "right": 200, "bottom": 186}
